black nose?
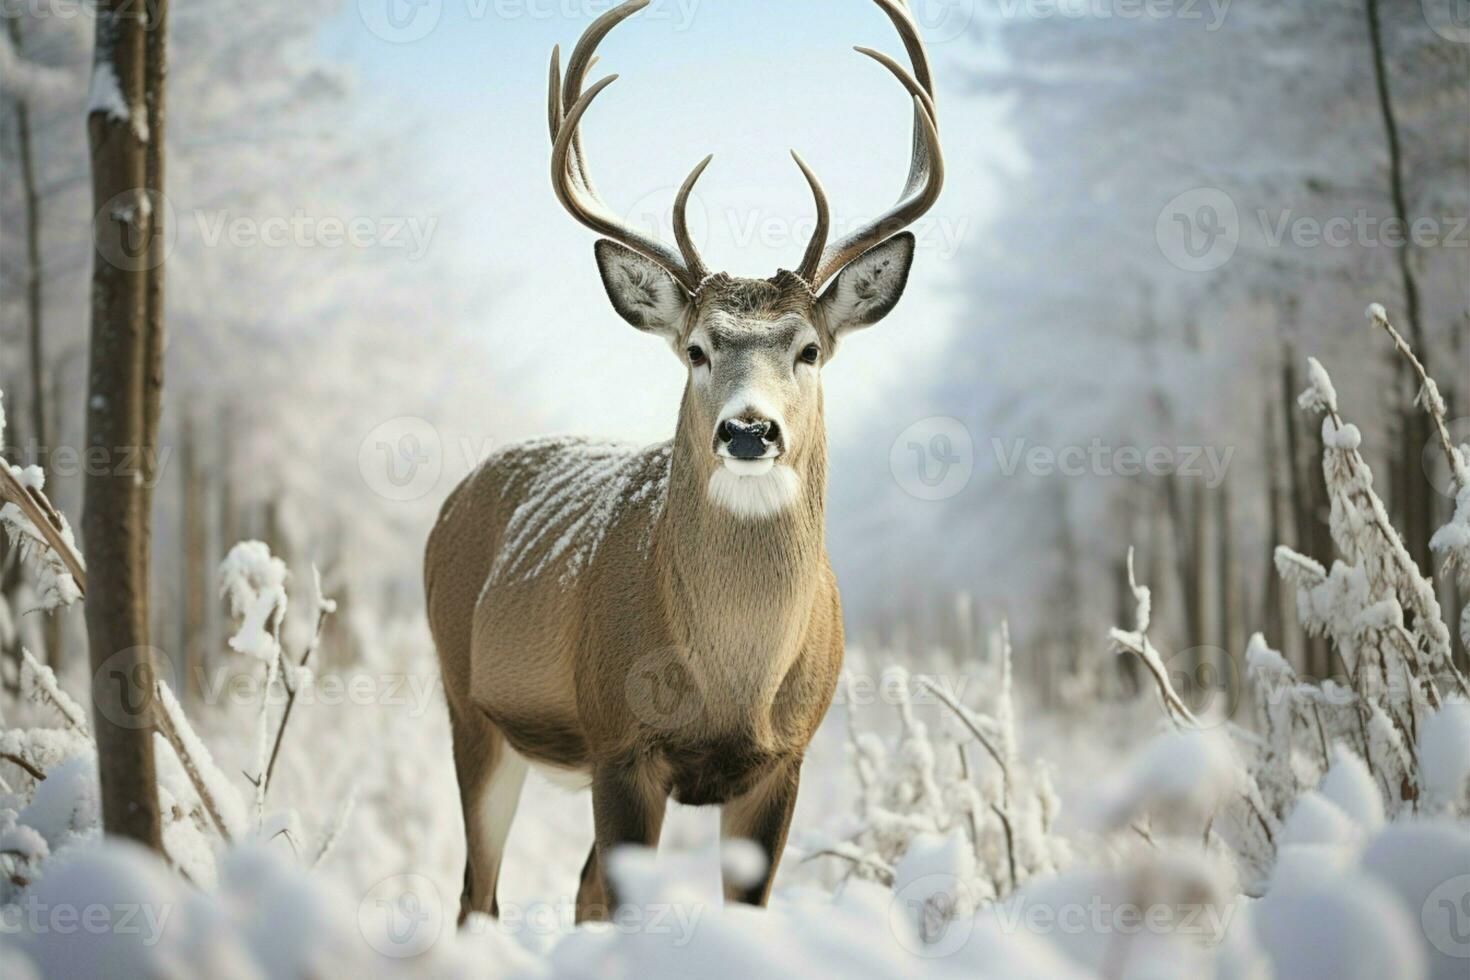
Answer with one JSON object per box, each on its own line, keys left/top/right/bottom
{"left": 717, "top": 418, "right": 778, "bottom": 460}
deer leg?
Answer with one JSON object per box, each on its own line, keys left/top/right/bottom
{"left": 448, "top": 701, "right": 528, "bottom": 924}
{"left": 580, "top": 759, "right": 667, "bottom": 922}
{"left": 720, "top": 758, "right": 801, "bottom": 905}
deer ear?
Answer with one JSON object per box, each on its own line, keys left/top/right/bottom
{"left": 816, "top": 232, "right": 916, "bottom": 342}
{"left": 594, "top": 239, "right": 692, "bottom": 341}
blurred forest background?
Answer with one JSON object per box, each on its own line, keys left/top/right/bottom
{"left": 2, "top": 0, "right": 1467, "bottom": 704}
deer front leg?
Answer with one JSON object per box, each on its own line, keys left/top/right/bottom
{"left": 720, "top": 758, "right": 801, "bottom": 905}
{"left": 579, "top": 758, "right": 668, "bottom": 922}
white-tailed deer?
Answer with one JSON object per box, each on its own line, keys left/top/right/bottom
{"left": 425, "top": 0, "right": 942, "bottom": 923}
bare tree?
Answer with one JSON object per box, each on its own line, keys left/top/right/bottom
{"left": 81, "top": 0, "right": 168, "bottom": 851}
{"left": 1364, "top": 0, "right": 1434, "bottom": 579}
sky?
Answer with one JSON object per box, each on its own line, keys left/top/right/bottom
{"left": 318, "top": 0, "right": 1014, "bottom": 447}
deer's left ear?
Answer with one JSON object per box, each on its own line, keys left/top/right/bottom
{"left": 816, "top": 232, "right": 916, "bottom": 343}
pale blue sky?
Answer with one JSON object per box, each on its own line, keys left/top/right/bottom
{"left": 320, "top": 0, "right": 1013, "bottom": 444}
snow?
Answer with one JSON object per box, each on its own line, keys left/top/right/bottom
{"left": 1359, "top": 822, "right": 1470, "bottom": 980}
{"left": 1251, "top": 865, "right": 1426, "bottom": 980}
{"left": 1321, "top": 419, "right": 1360, "bottom": 451}
{"left": 1280, "top": 791, "right": 1360, "bottom": 848}
{"left": 218, "top": 541, "right": 289, "bottom": 662}
{"left": 486, "top": 437, "right": 672, "bottom": 588}
{"left": 1417, "top": 701, "right": 1470, "bottom": 810}
{"left": 1317, "top": 745, "right": 1384, "bottom": 832}
{"left": 1092, "top": 729, "right": 1240, "bottom": 832}
{"left": 86, "top": 58, "right": 147, "bottom": 141}
{"left": 1296, "top": 357, "right": 1338, "bottom": 416}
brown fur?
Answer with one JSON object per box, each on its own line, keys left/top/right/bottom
{"left": 425, "top": 273, "right": 845, "bottom": 923}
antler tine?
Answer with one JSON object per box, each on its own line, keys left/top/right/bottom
{"left": 551, "top": 76, "right": 697, "bottom": 285}
{"left": 674, "top": 155, "right": 714, "bottom": 286}
{"left": 800, "top": 0, "right": 945, "bottom": 291}
{"left": 547, "top": 0, "right": 708, "bottom": 291}
{"left": 792, "top": 151, "right": 830, "bottom": 286}
{"left": 872, "top": 0, "right": 933, "bottom": 98}
{"left": 547, "top": 44, "right": 563, "bottom": 143}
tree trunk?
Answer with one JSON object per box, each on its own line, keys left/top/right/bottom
{"left": 1262, "top": 399, "right": 1285, "bottom": 649}
{"left": 81, "top": 0, "right": 164, "bottom": 851}
{"left": 181, "top": 416, "right": 208, "bottom": 706}
{"left": 1365, "top": 0, "right": 1434, "bottom": 578}
{"left": 1217, "top": 481, "right": 1242, "bottom": 660}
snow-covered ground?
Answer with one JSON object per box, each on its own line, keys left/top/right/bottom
{"left": 2, "top": 350, "right": 1469, "bottom": 978}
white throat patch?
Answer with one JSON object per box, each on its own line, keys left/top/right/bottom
{"left": 707, "top": 463, "right": 801, "bottom": 519}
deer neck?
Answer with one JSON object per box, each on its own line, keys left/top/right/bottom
{"left": 655, "top": 399, "right": 829, "bottom": 673}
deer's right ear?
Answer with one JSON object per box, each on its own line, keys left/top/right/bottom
{"left": 594, "top": 239, "right": 692, "bottom": 342}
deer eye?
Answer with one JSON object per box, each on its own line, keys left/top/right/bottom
{"left": 687, "top": 344, "right": 707, "bottom": 367}
{"left": 799, "top": 343, "right": 821, "bottom": 365}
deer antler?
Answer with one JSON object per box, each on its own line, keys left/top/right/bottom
{"left": 548, "top": 0, "right": 711, "bottom": 292}
{"left": 794, "top": 0, "right": 944, "bottom": 290}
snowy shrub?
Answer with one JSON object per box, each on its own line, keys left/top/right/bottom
{"left": 0, "top": 392, "right": 83, "bottom": 613}
{"left": 820, "top": 625, "right": 1068, "bottom": 914}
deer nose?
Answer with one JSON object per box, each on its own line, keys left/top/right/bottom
{"left": 716, "top": 417, "right": 780, "bottom": 460}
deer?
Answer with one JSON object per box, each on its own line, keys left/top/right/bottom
{"left": 424, "top": 0, "right": 943, "bottom": 925}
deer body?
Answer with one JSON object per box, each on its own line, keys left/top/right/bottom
{"left": 425, "top": 0, "right": 942, "bottom": 924}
